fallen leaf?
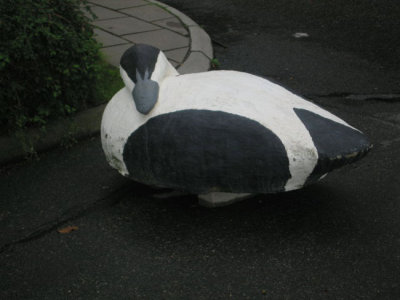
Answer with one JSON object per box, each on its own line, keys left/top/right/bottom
{"left": 261, "top": 290, "right": 267, "bottom": 295}
{"left": 58, "top": 225, "right": 79, "bottom": 234}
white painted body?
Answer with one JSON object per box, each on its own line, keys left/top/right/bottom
{"left": 101, "top": 70, "right": 353, "bottom": 192}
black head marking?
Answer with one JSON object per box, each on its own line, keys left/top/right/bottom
{"left": 294, "top": 108, "right": 371, "bottom": 184}
{"left": 120, "top": 44, "right": 161, "bottom": 83}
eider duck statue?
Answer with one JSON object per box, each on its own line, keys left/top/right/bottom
{"left": 101, "top": 44, "right": 371, "bottom": 207}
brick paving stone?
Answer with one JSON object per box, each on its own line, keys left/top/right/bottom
{"left": 169, "top": 60, "right": 179, "bottom": 67}
{"left": 89, "top": 0, "right": 147, "bottom": 10}
{"left": 120, "top": 4, "right": 172, "bottom": 21}
{"left": 90, "top": 0, "right": 212, "bottom": 73}
{"left": 89, "top": 5, "right": 125, "bottom": 20}
{"left": 164, "top": 47, "right": 189, "bottom": 64}
{"left": 94, "top": 28, "right": 127, "bottom": 47}
{"left": 159, "top": 5, "right": 197, "bottom": 26}
{"left": 153, "top": 17, "right": 188, "bottom": 36}
{"left": 93, "top": 17, "right": 159, "bottom": 35}
{"left": 124, "top": 29, "right": 189, "bottom": 50}
{"left": 101, "top": 43, "right": 134, "bottom": 66}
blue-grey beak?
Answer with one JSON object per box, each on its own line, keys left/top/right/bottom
{"left": 132, "top": 69, "right": 159, "bottom": 115}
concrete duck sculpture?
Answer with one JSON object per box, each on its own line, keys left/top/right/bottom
{"left": 101, "top": 44, "right": 371, "bottom": 207}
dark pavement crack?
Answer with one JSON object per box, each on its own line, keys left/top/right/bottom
{"left": 0, "top": 184, "right": 132, "bottom": 254}
{"left": 306, "top": 93, "right": 400, "bottom": 102}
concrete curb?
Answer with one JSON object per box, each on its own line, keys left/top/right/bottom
{"left": 146, "top": 0, "right": 213, "bottom": 74}
{"left": 0, "top": 104, "right": 106, "bottom": 165}
{"left": 0, "top": 1, "right": 213, "bottom": 165}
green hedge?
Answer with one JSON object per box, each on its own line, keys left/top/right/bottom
{"left": 0, "top": 0, "right": 106, "bottom": 132}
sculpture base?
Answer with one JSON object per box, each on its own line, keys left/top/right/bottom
{"left": 198, "top": 192, "right": 254, "bottom": 208}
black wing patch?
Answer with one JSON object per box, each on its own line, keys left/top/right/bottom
{"left": 294, "top": 108, "right": 371, "bottom": 184}
{"left": 123, "top": 110, "right": 291, "bottom": 194}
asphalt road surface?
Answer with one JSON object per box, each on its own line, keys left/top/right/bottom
{"left": 1, "top": 1, "right": 400, "bottom": 298}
